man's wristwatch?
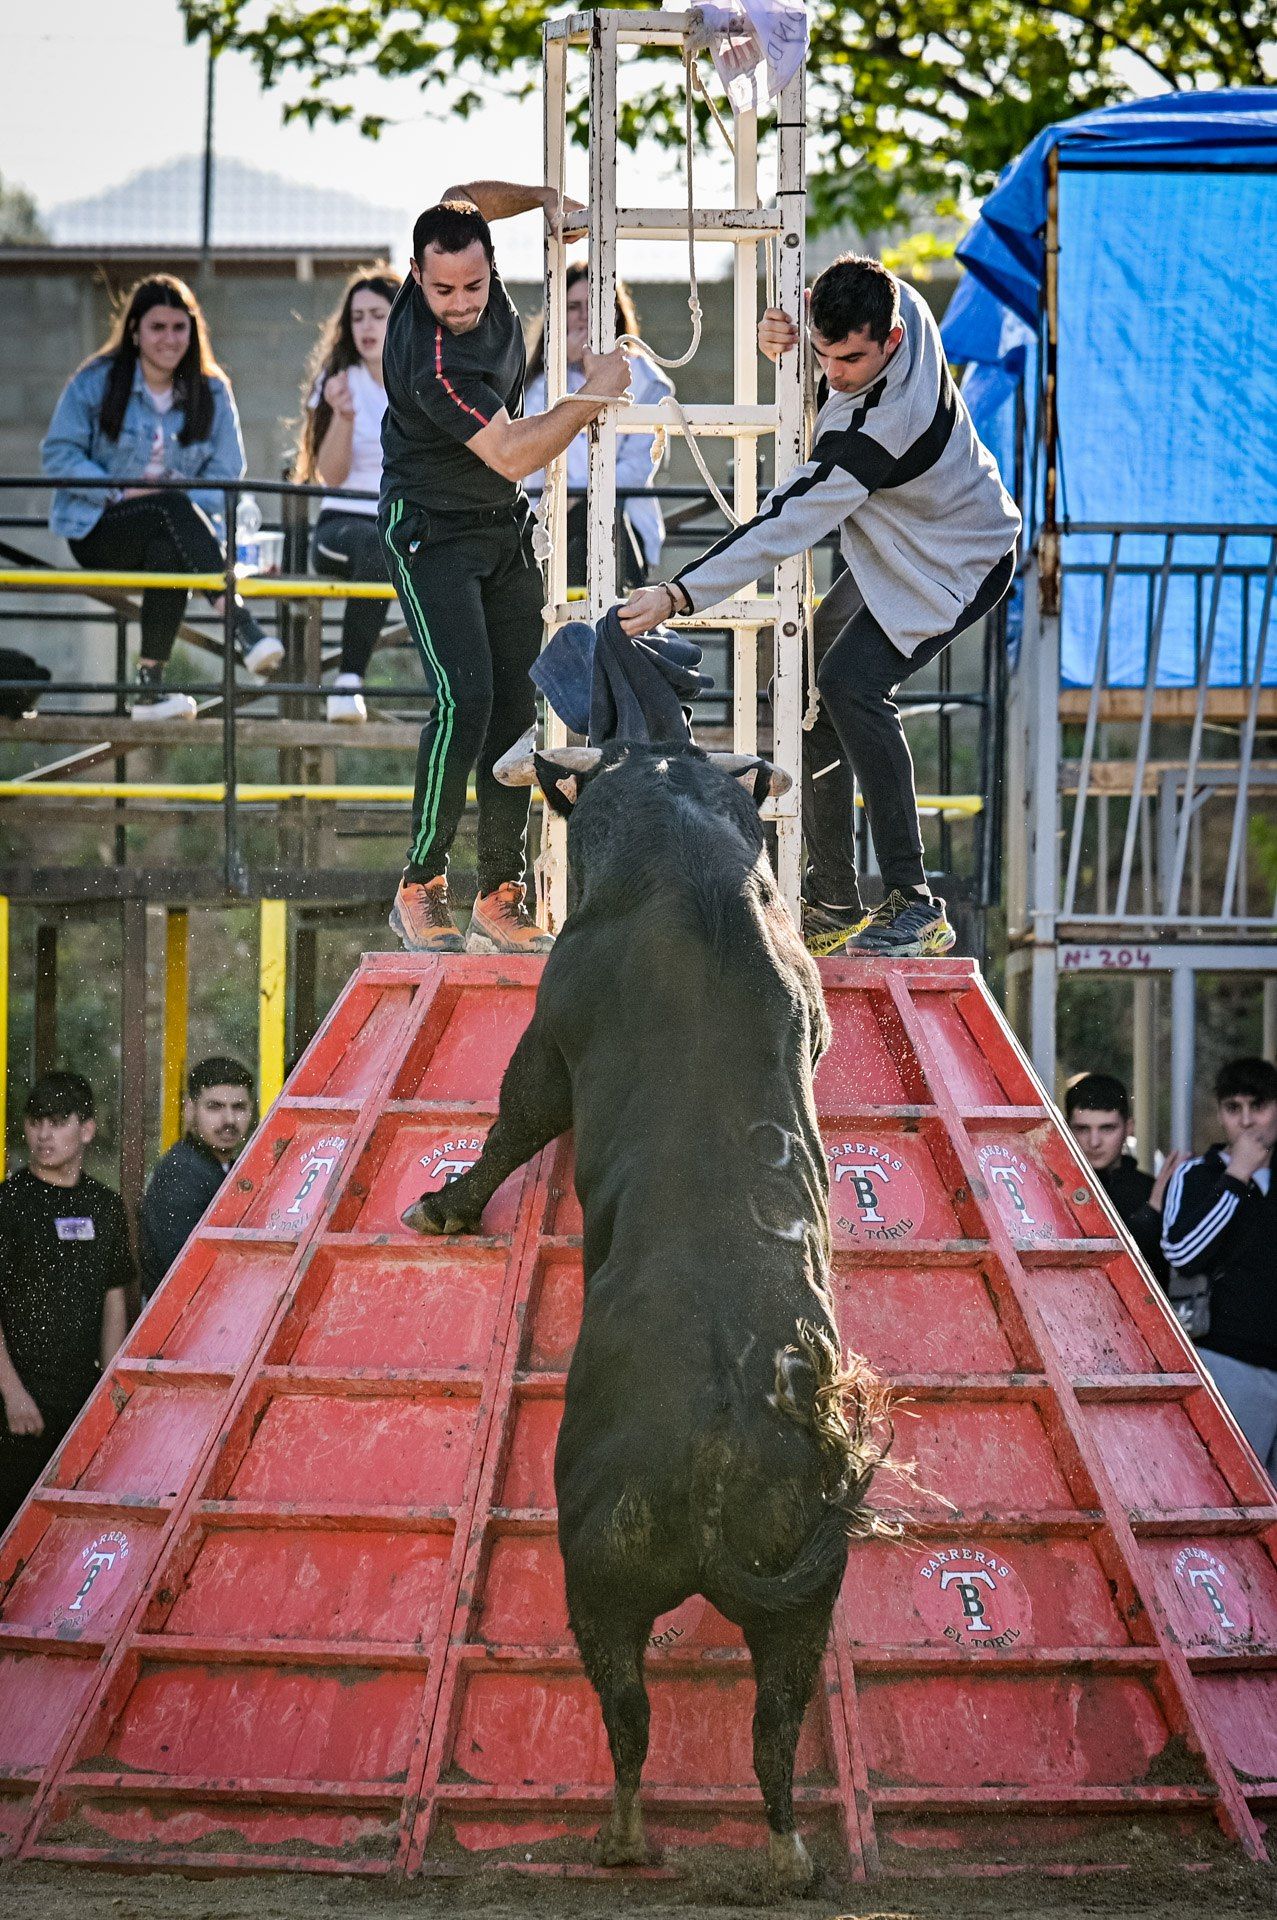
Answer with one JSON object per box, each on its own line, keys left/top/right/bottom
{"left": 659, "top": 580, "right": 690, "bottom": 617}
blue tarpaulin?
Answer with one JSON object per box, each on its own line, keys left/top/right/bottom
{"left": 943, "top": 91, "right": 1277, "bottom": 687}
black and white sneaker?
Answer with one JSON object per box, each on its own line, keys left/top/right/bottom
{"left": 847, "top": 890, "right": 957, "bottom": 958}
{"left": 234, "top": 607, "right": 284, "bottom": 676}
{"left": 801, "top": 899, "right": 871, "bottom": 958}
{"left": 131, "top": 662, "right": 196, "bottom": 722}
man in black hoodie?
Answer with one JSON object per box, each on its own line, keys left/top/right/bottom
{"left": 139, "top": 1056, "right": 254, "bottom": 1303}
{"left": 1065, "top": 1072, "right": 1178, "bottom": 1283}
{"left": 1161, "top": 1056, "right": 1277, "bottom": 1476}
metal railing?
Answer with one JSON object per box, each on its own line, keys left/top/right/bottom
{"left": 0, "top": 472, "right": 1002, "bottom": 908}
{"left": 1031, "top": 524, "right": 1277, "bottom": 931}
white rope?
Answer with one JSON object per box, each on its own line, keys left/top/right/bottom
{"left": 616, "top": 47, "right": 702, "bottom": 372}
{"left": 539, "top": 44, "right": 783, "bottom": 583}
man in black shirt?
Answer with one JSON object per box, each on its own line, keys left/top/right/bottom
{"left": 1065, "top": 1072, "right": 1180, "bottom": 1283}
{"left": 0, "top": 1073, "right": 132, "bottom": 1530}
{"left": 139, "top": 1055, "right": 254, "bottom": 1303}
{"left": 379, "top": 189, "right": 631, "bottom": 955}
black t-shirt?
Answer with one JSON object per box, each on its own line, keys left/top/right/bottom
{"left": 380, "top": 265, "right": 526, "bottom": 512}
{"left": 1099, "top": 1153, "right": 1167, "bottom": 1283}
{"left": 0, "top": 1168, "right": 134, "bottom": 1412}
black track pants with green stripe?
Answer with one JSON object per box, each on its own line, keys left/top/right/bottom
{"left": 380, "top": 497, "right": 543, "bottom": 892}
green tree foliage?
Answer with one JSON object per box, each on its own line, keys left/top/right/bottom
{"left": 0, "top": 170, "right": 47, "bottom": 244}
{"left": 181, "top": 2, "right": 1273, "bottom": 228}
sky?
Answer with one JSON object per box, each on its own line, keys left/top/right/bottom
{"left": 0, "top": 0, "right": 743, "bottom": 277}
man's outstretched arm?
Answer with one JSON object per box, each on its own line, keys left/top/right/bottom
{"left": 442, "top": 180, "right": 585, "bottom": 238}
{"left": 467, "top": 357, "right": 633, "bottom": 484}
{"left": 619, "top": 451, "right": 864, "bottom": 635}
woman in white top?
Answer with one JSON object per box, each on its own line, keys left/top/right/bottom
{"left": 524, "top": 264, "right": 673, "bottom": 590}
{"left": 297, "top": 266, "right": 401, "bottom": 722}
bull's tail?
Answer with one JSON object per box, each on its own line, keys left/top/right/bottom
{"left": 701, "top": 1323, "right": 897, "bottom": 1616}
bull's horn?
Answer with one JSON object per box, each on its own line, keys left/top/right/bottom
{"left": 493, "top": 729, "right": 605, "bottom": 787}
{"left": 707, "top": 752, "right": 794, "bottom": 798}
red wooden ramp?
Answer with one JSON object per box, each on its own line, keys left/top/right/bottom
{"left": 1, "top": 955, "right": 1274, "bottom": 1879}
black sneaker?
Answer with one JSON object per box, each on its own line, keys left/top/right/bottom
{"left": 847, "top": 890, "right": 957, "bottom": 958}
{"left": 801, "top": 899, "right": 871, "bottom": 958}
{"left": 131, "top": 661, "right": 196, "bottom": 722}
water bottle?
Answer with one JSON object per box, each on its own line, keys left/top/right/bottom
{"left": 235, "top": 493, "right": 263, "bottom": 570}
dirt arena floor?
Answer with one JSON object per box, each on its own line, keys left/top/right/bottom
{"left": 3, "top": 1852, "right": 1275, "bottom": 1920}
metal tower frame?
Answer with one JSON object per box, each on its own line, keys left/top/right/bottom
{"left": 539, "top": 9, "right": 806, "bottom": 926}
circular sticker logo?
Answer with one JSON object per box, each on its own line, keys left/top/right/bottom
{"left": 50, "top": 1530, "right": 131, "bottom": 1637}
{"left": 265, "top": 1133, "right": 348, "bottom": 1233}
{"left": 1172, "top": 1546, "right": 1253, "bottom": 1644}
{"left": 914, "top": 1545, "right": 1033, "bottom": 1650}
{"left": 976, "top": 1143, "right": 1055, "bottom": 1242}
{"left": 649, "top": 1594, "right": 706, "bottom": 1651}
{"left": 827, "top": 1140, "right": 928, "bottom": 1244}
{"left": 394, "top": 1136, "right": 485, "bottom": 1220}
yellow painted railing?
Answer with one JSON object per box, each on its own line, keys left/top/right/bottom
{"left": 0, "top": 569, "right": 396, "bottom": 600}
{"left": 0, "top": 778, "right": 983, "bottom": 817}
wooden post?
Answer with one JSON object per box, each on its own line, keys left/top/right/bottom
{"left": 33, "top": 923, "right": 58, "bottom": 1078}
{"left": 118, "top": 901, "right": 149, "bottom": 1315}
{"left": 292, "top": 917, "right": 319, "bottom": 1063}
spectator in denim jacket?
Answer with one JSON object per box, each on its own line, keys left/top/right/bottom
{"left": 41, "top": 274, "right": 282, "bottom": 720}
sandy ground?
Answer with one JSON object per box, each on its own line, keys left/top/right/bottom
{"left": 3, "top": 1854, "right": 1275, "bottom": 1920}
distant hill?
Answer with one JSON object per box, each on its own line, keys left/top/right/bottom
{"left": 47, "top": 154, "right": 404, "bottom": 251}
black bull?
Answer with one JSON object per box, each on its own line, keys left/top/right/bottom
{"left": 407, "top": 742, "right": 887, "bottom": 1883}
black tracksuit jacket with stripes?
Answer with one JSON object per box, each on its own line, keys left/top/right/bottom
{"left": 1161, "top": 1145, "right": 1277, "bottom": 1369}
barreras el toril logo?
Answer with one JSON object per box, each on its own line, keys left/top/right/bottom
{"left": 420, "top": 1137, "right": 485, "bottom": 1185}
{"left": 49, "top": 1530, "right": 131, "bottom": 1635}
{"left": 1172, "top": 1546, "right": 1253, "bottom": 1643}
{"left": 976, "top": 1142, "right": 1055, "bottom": 1241}
{"left": 826, "top": 1140, "right": 927, "bottom": 1243}
{"left": 281, "top": 1134, "right": 348, "bottom": 1220}
{"left": 914, "top": 1545, "right": 1033, "bottom": 1650}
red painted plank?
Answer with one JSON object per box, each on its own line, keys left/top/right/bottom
{"left": 2, "top": 954, "right": 1273, "bottom": 1877}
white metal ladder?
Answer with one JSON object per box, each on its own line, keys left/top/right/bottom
{"left": 538, "top": 7, "right": 807, "bottom": 927}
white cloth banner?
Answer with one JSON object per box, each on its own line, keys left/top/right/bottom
{"left": 694, "top": 0, "right": 809, "bottom": 113}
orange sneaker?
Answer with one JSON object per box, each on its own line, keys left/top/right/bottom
{"left": 389, "top": 875, "right": 465, "bottom": 953}
{"left": 466, "top": 882, "right": 554, "bottom": 955}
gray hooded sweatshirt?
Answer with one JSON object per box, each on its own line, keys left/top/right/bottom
{"left": 673, "top": 280, "right": 1021, "bottom": 656}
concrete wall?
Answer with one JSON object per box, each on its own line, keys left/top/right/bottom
{"left": 0, "top": 248, "right": 956, "bottom": 682}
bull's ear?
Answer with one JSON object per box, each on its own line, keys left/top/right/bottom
{"left": 534, "top": 752, "right": 580, "bottom": 816}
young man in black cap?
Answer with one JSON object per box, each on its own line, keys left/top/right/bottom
{"left": 0, "top": 1073, "right": 132, "bottom": 1530}
{"left": 380, "top": 185, "right": 632, "bottom": 955}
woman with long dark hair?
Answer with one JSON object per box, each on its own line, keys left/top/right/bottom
{"left": 297, "top": 265, "right": 401, "bottom": 723}
{"left": 524, "top": 262, "right": 673, "bottom": 589}
{"left": 41, "top": 274, "right": 281, "bottom": 719}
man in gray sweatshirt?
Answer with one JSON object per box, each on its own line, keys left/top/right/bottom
{"left": 619, "top": 254, "right": 1021, "bottom": 958}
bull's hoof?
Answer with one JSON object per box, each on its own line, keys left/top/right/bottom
{"left": 401, "top": 1194, "right": 479, "bottom": 1237}
{"left": 594, "top": 1801, "right": 649, "bottom": 1867}
{"left": 767, "top": 1827, "right": 814, "bottom": 1889}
